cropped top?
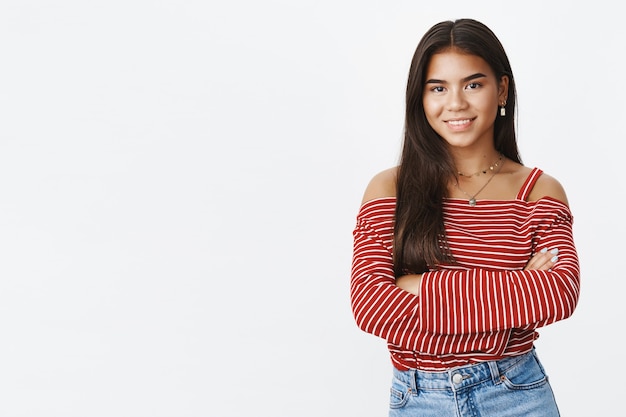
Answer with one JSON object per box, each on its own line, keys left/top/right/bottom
{"left": 350, "top": 168, "right": 580, "bottom": 370}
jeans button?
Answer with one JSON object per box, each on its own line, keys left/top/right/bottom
{"left": 452, "top": 373, "right": 463, "bottom": 384}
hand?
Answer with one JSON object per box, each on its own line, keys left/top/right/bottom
{"left": 524, "top": 247, "right": 559, "bottom": 271}
{"left": 395, "top": 274, "right": 422, "bottom": 295}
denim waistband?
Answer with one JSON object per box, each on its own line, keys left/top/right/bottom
{"left": 392, "top": 349, "right": 535, "bottom": 392}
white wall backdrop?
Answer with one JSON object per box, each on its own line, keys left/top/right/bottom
{"left": 0, "top": 1, "right": 622, "bottom": 416}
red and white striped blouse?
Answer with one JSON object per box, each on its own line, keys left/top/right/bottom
{"left": 350, "top": 168, "right": 580, "bottom": 371}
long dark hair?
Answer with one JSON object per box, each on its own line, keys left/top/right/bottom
{"left": 393, "top": 18, "right": 521, "bottom": 276}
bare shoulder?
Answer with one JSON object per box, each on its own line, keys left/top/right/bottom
{"left": 528, "top": 170, "right": 569, "bottom": 207}
{"left": 361, "top": 166, "right": 398, "bottom": 204}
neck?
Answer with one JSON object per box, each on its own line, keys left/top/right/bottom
{"left": 455, "top": 152, "right": 503, "bottom": 178}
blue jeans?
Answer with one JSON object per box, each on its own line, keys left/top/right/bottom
{"left": 389, "top": 349, "right": 560, "bottom": 417}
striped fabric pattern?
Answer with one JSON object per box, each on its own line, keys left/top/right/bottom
{"left": 350, "top": 169, "right": 580, "bottom": 371}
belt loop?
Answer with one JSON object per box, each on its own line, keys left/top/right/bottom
{"left": 411, "top": 369, "right": 418, "bottom": 393}
{"left": 488, "top": 360, "right": 501, "bottom": 385}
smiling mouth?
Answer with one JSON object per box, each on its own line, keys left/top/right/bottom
{"left": 446, "top": 118, "right": 474, "bottom": 126}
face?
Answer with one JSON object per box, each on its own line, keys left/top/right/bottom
{"left": 422, "top": 50, "right": 508, "bottom": 150}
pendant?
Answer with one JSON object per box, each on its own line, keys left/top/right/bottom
{"left": 468, "top": 198, "right": 477, "bottom": 207}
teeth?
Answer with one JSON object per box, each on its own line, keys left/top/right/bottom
{"left": 448, "top": 119, "right": 471, "bottom": 126}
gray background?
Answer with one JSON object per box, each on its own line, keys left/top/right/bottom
{"left": 0, "top": 1, "right": 620, "bottom": 416}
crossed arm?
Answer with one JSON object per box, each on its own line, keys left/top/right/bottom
{"left": 396, "top": 247, "right": 561, "bottom": 295}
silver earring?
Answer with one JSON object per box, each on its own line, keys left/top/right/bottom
{"left": 499, "top": 104, "right": 506, "bottom": 117}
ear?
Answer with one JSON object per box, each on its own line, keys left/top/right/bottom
{"left": 498, "top": 75, "right": 510, "bottom": 103}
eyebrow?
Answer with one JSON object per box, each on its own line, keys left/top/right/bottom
{"left": 425, "top": 72, "right": 488, "bottom": 84}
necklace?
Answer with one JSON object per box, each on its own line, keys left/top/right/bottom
{"left": 457, "top": 154, "right": 503, "bottom": 177}
{"left": 455, "top": 157, "right": 505, "bottom": 207}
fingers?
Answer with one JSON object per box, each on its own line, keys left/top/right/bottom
{"left": 540, "top": 247, "right": 560, "bottom": 263}
{"left": 395, "top": 274, "right": 422, "bottom": 295}
{"left": 524, "top": 247, "right": 559, "bottom": 271}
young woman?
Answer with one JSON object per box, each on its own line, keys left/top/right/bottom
{"left": 350, "top": 19, "right": 580, "bottom": 417}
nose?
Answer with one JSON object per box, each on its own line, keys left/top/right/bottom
{"left": 446, "top": 89, "right": 467, "bottom": 112}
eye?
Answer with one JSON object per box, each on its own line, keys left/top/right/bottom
{"left": 466, "top": 82, "right": 481, "bottom": 90}
{"left": 430, "top": 86, "right": 445, "bottom": 93}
